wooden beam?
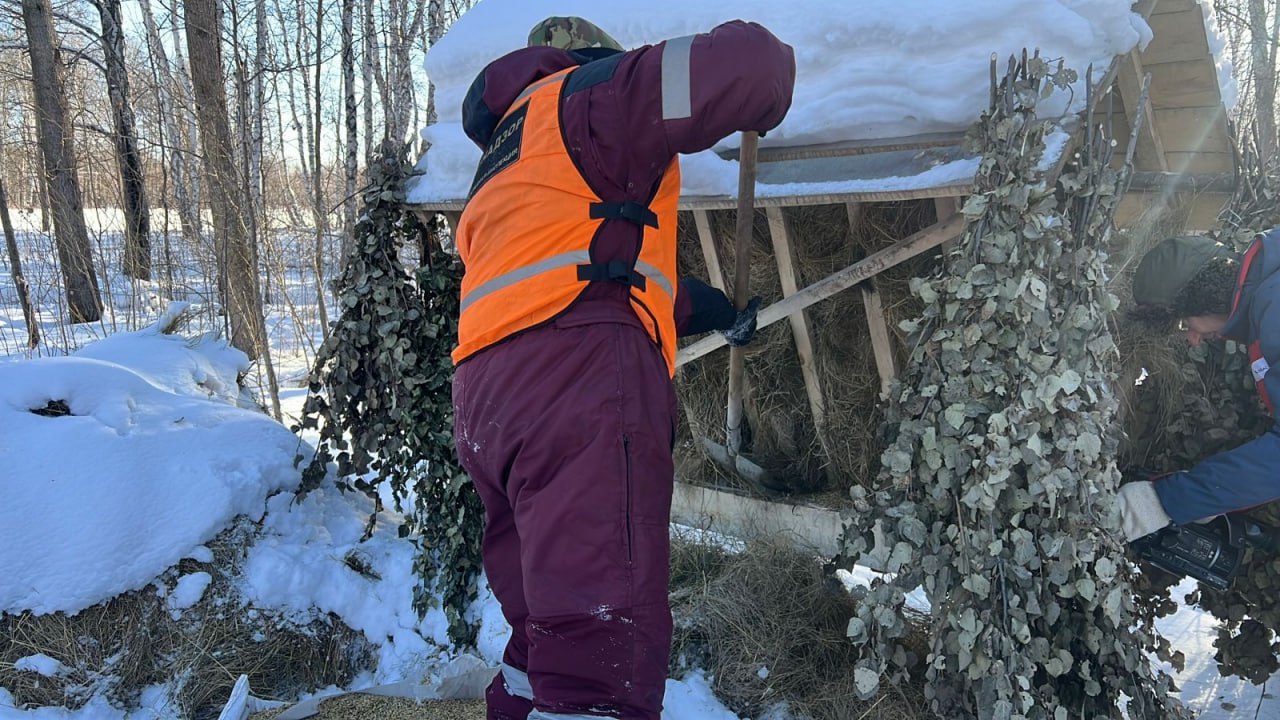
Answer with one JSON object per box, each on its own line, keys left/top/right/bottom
{"left": 1152, "top": 106, "right": 1232, "bottom": 154}
{"left": 861, "top": 284, "right": 897, "bottom": 396}
{"left": 408, "top": 185, "right": 974, "bottom": 215}
{"left": 1146, "top": 60, "right": 1224, "bottom": 108}
{"left": 1150, "top": 0, "right": 1194, "bottom": 13}
{"left": 722, "top": 131, "right": 968, "bottom": 163}
{"left": 766, "top": 206, "right": 831, "bottom": 455}
{"left": 846, "top": 201, "right": 864, "bottom": 231}
{"left": 677, "top": 184, "right": 972, "bottom": 211}
{"left": 1162, "top": 151, "right": 1235, "bottom": 174}
{"left": 693, "top": 210, "right": 727, "bottom": 290}
{"left": 677, "top": 214, "right": 966, "bottom": 368}
{"left": 1142, "top": 10, "right": 1212, "bottom": 66}
{"left": 1115, "top": 52, "right": 1168, "bottom": 172}
{"left": 1127, "top": 171, "right": 1234, "bottom": 193}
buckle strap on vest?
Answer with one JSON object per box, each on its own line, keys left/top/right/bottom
{"left": 590, "top": 201, "right": 659, "bottom": 229}
{"left": 576, "top": 260, "right": 648, "bottom": 291}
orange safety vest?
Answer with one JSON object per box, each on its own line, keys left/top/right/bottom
{"left": 453, "top": 66, "right": 682, "bottom": 376}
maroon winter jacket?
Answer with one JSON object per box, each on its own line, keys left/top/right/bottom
{"left": 459, "top": 20, "right": 796, "bottom": 335}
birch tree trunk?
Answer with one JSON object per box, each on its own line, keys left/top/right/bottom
{"left": 138, "top": 0, "right": 201, "bottom": 245}
{"left": 169, "top": 0, "right": 203, "bottom": 234}
{"left": 94, "top": 0, "right": 151, "bottom": 281}
{"left": 0, "top": 178, "right": 39, "bottom": 349}
{"left": 252, "top": 0, "right": 268, "bottom": 225}
{"left": 22, "top": 0, "right": 103, "bottom": 324}
{"left": 1249, "top": 0, "right": 1277, "bottom": 164}
{"left": 426, "top": 0, "right": 444, "bottom": 128}
{"left": 183, "top": 0, "right": 265, "bottom": 358}
{"left": 363, "top": 0, "right": 376, "bottom": 161}
{"left": 312, "top": 0, "right": 330, "bottom": 339}
{"left": 342, "top": 0, "right": 358, "bottom": 261}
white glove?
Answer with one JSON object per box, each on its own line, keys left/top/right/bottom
{"left": 1116, "top": 481, "right": 1173, "bottom": 542}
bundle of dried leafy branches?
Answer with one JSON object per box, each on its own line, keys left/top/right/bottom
{"left": 295, "top": 142, "right": 482, "bottom": 646}
{"left": 840, "top": 54, "right": 1187, "bottom": 718}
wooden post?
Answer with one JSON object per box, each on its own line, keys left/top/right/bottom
{"left": 726, "top": 132, "right": 759, "bottom": 459}
{"left": 860, "top": 284, "right": 896, "bottom": 396}
{"left": 1115, "top": 51, "right": 1168, "bottom": 172}
{"left": 693, "top": 209, "right": 728, "bottom": 290}
{"left": 766, "top": 205, "right": 831, "bottom": 457}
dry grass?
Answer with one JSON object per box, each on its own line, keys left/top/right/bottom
{"left": 669, "top": 534, "right": 929, "bottom": 720}
{"left": 0, "top": 518, "right": 373, "bottom": 719}
{"left": 676, "top": 201, "right": 940, "bottom": 498}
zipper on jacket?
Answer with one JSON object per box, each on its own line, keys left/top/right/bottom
{"left": 623, "top": 434, "right": 634, "bottom": 565}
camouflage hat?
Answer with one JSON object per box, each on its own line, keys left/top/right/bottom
{"left": 527, "top": 16, "right": 623, "bottom": 51}
{"left": 1132, "top": 235, "right": 1235, "bottom": 307}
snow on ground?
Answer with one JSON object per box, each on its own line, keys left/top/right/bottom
{"left": 0, "top": 317, "right": 304, "bottom": 616}
{"left": 409, "top": 0, "right": 1155, "bottom": 203}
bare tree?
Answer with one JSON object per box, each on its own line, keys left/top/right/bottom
{"left": 310, "top": 0, "right": 330, "bottom": 340}
{"left": 182, "top": 0, "right": 265, "bottom": 358}
{"left": 1248, "top": 0, "right": 1278, "bottom": 164}
{"left": 21, "top": 0, "right": 102, "bottom": 324}
{"left": 0, "top": 177, "right": 39, "bottom": 350}
{"left": 138, "top": 0, "right": 202, "bottom": 246}
{"left": 183, "top": 0, "right": 283, "bottom": 419}
{"left": 342, "top": 0, "right": 358, "bottom": 260}
{"left": 93, "top": 0, "right": 151, "bottom": 281}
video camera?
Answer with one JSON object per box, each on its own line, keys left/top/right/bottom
{"left": 1133, "top": 514, "right": 1280, "bottom": 591}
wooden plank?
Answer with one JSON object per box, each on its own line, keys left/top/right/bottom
{"left": 1163, "top": 151, "right": 1234, "bottom": 173}
{"left": 766, "top": 206, "right": 830, "bottom": 453}
{"left": 1146, "top": 59, "right": 1224, "bottom": 108}
{"left": 860, "top": 284, "right": 897, "bottom": 395}
{"left": 693, "top": 210, "right": 727, "bottom": 290}
{"left": 735, "top": 131, "right": 968, "bottom": 163}
{"left": 677, "top": 214, "right": 966, "bottom": 368}
{"left": 1115, "top": 52, "right": 1168, "bottom": 172}
{"left": 1150, "top": 0, "right": 1196, "bottom": 14}
{"left": 1128, "top": 170, "right": 1234, "bottom": 192}
{"left": 671, "top": 480, "right": 844, "bottom": 558}
{"left": 1152, "top": 106, "right": 1232, "bottom": 154}
{"left": 678, "top": 184, "right": 972, "bottom": 210}
{"left": 411, "top": 185, "right": 974, "bottom": 214}
{"left": 1142, "top": 10, "right": 1211, "bottom": 66}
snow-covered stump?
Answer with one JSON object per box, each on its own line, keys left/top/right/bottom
{"left": 841, "top": 55, "right": 1187, "bottom": 718}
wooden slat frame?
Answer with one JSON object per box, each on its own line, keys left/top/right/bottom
{"left": 677, "top": 214, "right": 965, "bottom": 367}
{"left": 766, "top": 206, "right": 831, "bottom": 457}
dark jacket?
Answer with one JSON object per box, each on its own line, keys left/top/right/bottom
{"left": 460, "top": 21, "right": 796, "bottom": 337}
{"left": 1155, "top": 228, "right": 1280, "bottom": 524}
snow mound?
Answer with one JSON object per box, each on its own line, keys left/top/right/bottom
{"left": 0, "top": 329, "right": 304, "bottom": 616}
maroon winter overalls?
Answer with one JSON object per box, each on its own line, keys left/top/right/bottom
{"left": 451, "top": 20, "right": 795, "bottom": 720}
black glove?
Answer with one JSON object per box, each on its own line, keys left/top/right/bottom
{"left": 720, "top": 297, "right": 761, "bottom": 347}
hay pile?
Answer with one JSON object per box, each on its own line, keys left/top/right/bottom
{"left": 676, "top": 201, "right": 944, "bottom": 497}
{"left": 669, "top": 532, "right": 928, "bottom": 719}
{"left": 0, "top": 518, "right": 373, "bottom": 719}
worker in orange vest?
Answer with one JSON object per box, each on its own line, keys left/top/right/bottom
{"left": 451, "top": 16, "right": 794, "bottom": 720}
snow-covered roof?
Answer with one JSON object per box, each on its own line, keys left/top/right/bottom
{"left": 407, "top": 0, "right": 1234, "bottom": 209}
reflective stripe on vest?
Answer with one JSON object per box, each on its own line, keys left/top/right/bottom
{"left": 453, "top": 67, "right": 682, "bottom": 376}
{"left": 1231, "top": 238, "right": 1273, "bottom": 413}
